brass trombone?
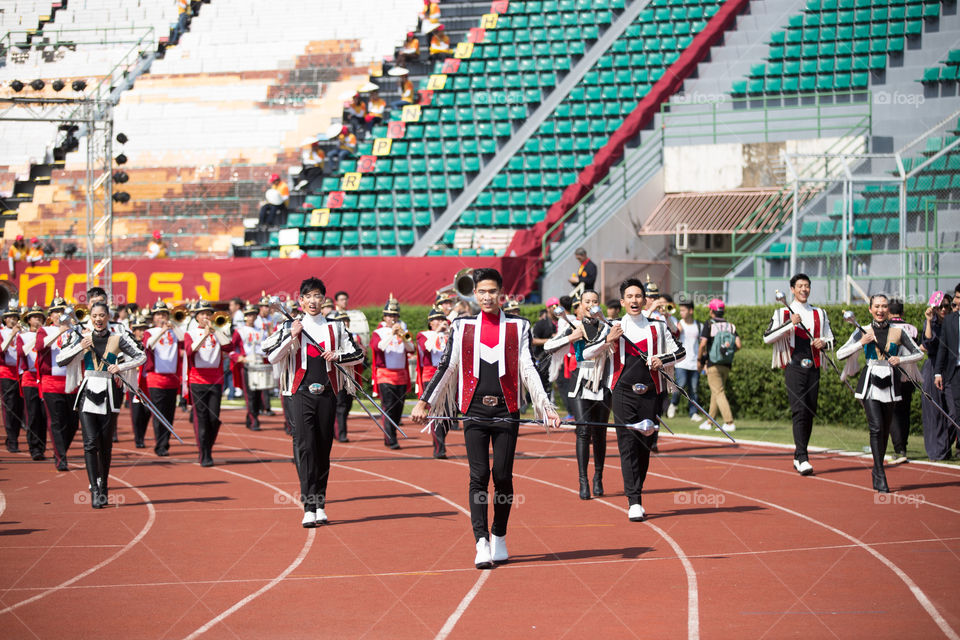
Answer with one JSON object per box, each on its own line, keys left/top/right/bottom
{"left": 171, "top": 304, "right": 188, "bottom": 325}
{"left": 73, "top": 304, "right": 89, "bottom": 323}
{"left": 211, "top": 311, "right": 232, "bottom": 331}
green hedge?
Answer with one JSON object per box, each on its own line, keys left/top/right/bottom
{"left": 351, "top": 303, "right": 926, "bottom": 430}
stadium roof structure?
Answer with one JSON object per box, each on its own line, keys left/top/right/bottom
{"left": 637, "top": 187, "right": 818, "bottom": 235}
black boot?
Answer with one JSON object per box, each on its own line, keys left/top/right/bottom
{"left": 593, "top": 428, "right": 606, "bottom": 497}
{"left": 84, "top": 449, "right": 101, "bottom": 508}
{"left": 576, "top": 429, "right": 590, "bottom": 500}
{"left": 869, "top": 430, "right": 889, "bottom": 492}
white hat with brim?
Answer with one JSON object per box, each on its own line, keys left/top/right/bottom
{"left": 388, "top": 66, "right": 410, "bottom": 77}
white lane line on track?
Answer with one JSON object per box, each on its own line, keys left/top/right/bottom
{"left": 211, "top": 431, "right": 493, "bottom": 640}
{"left": 0, "top": 474, "right": 155, "bottom": 615}
{"left": 0, "top": 489, "right": 5, "bottom": 519}
{"left": 6, "top": 533, "right": 960, "bottom": 592}
{"left": 182, "top": 465, "right": 315, "bottom": 640}
{"left": 339, "top": 443, "right": 699, "bottom": 640}
{"left": 330, "top": 463, "right": 489, "bottom": 640}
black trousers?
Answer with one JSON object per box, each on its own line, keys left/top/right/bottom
{"left": 568, "top": 393, "right": 608, "bottom": 480}
{"left": 921, "top": 361, "right": 952, "bottom": 460}
{"left": 784, "top": 363, "right": 820, "bottom": 462}
{"left": 462, "top": 401, "right": 519, "bottom": 541}
{"left": 291, "top": 385, "right": 336, "bottom": 511}
{"left": 190, "top": 383, "right": 222, "bottom": 459}
{"left": 149, "top": 387, "right": 178, "bottom": 454}
{"left": 45, "top": 392, "right": 78, "bottom": 466}
{"left": 612, "top": 385, "right": 658, "bottom": 506}
{"left": 260, "top": 388, "right": 272, "bottom": 412}
{"left": 80, "top": 409, "right": 114, "bottom": 496}
{"left": 377, "top": 383, "right": 406, "bottom": 446}
{"left": 241, "top": 371, "right": 264, "bottom": 430}
{"left": 946, "top": 367, "right": 960, "bottom": 451}
{"left": 130, "top": 394, "right": 151, "bottom": 447}
{"left": 864, "top": 399, "right": 894, "bottom": 491}
{"left": 890, "top": 383, "right": 913, "bottom": 456}
{"left": 21, "top": 385, "right": 47, "bottom": 457}
{"left": 1, "top": 378, "right": 24, "bottom": 451}
{"left": 335, "top": 388, "right": 352, "bottom": 441}
{"left": 282, "top": 393, "right": 294, "bottom": 436}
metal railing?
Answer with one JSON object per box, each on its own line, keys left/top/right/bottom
{"left": 661, "top": 89, "right": 872, "bottom": 145}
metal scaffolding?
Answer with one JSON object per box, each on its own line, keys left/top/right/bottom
{"left": 0, "top": 95, "right": 114, "bottom": 301}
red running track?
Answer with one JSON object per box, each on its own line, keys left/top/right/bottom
{"left": 1, "top": 407, "right": 959, "bottom": 639}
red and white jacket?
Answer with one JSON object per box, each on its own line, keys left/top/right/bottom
{"left": 183, "top": 327, "right": 234, "bottom": 391}
{"left": 0, "top": 326, "right": 20, "bottom": 382}
{"left": 17, "top": 330, "right": 40, "bottom": 390}
{"left": 420, "top": 311, "right": 552, "bottom": 418}
{"left": 582, "top": 313, "right": 684, "bottom": 394}
{"left": 142, "top": 326, "right": 182, "bottom": 390}
{"left": 762, "top": 302, "right": 834, "bottom": 369}
{"left": 35, "top": 325, "right": 75, "bottom": 394}
{"left": 230, "top": 324, "right": 267, "bottom": 389}
{"left": 264, "top": 313, "right": 364, "bottom": 395}
{"left": 370, "top": 326, "right": 412, "bottom": 390}
{"left": 416, "top": 329, "right": 447, "bottom": 394}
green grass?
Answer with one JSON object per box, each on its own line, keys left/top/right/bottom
{"left": 658, "top": 414, "right": 958, "bottom": 466}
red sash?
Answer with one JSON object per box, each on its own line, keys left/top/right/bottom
{"left": 460, "top": 321, "right": 520, "bottom": 413}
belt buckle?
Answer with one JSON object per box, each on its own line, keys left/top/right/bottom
{"left": 800, "top": 358, "right": 814, "bottom": 369}
{"left": 308, "top": 383, "right": 325, "bottom": 395}
{"left": 631, "top": 383, "right": 649, "bottom": 395}
{"left": 481, "top": 395, "right": 499, "bottom": 407}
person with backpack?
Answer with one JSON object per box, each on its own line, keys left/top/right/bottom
{"left": 698, "top": 298, "right": 740, "bottom": 432}
{"left": 763, "top": 274, "right": 835, "bottom": 475}
{"left": 667, "top": 300, "right": 704, "bottom": 424}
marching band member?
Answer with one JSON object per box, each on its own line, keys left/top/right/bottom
{"left": 1, "top": 304, "right": 25, "bottom": 453}
{"left": 36, "top": 295, "right": 79, "bottom": 470}
{"left": 546, "top": 289, "right": 610, "bottom": 499}
{"left": 370, "top": 295, "right": 414, "bottom": 449}
{"left": 263, "top": 277, "right": 364, "bottom": 527}
{"left": 333, "top": 308, "right": 363, "bottom": 442}
{"left": 254, "top": 293, "right": 279, "bottom": 416}
{"left": 183, "top": 301, "right": 234, "bottom": 466}
{"left": 142, "top": 301, "right": 182, "bottom": 457}
{"left": 887, "top": 299, "right": 920, "bottom": 465}
{"left": 412, "top": 268, "right": 560, "bottom": 569}
{"left": 128, "top": 313, "right": 151, "bottom": 448}
{"left": 84, "top": 287, "right": 133, "bottom": 444}
{"left": 762, "top": 274, "right": 835, "bottom": 475}
{"left": 56, "top": 302, "right": 145, "bottom": 509}
{"left": 583, "top": 279, "right": 685, "bottom": 522}
{"left": 231, "top": 303, "right": 267, "bottom": 431}
{"left": 416, "top": 307, "right": 450, "bottom": 458}
{"left": 837, "top": 294, "right": 922, "bottom": 492}
{"left": 17, "top": 305, "right": 48, "bottom": 460}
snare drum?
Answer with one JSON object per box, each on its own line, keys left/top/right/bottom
{"left": 246, "top": 364, "right": 275, "bottom": 391}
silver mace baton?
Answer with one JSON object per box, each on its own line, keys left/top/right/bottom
{"left": 775, "top": 290, "right": 858, "bottom": 397}
{"left": 652, "top": 361, "right": 735, "bottom": 443}
{"left": 843, "top": 310, "right": 960, "bottom": 437}
{"left": 270, "top": 298, "right": 407, "bottom": 439}
{"left": 63, "top": 308, "right": 184, "bottom": 444}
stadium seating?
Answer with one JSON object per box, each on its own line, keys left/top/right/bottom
{"left": 921, "top": 48, "right": 960, "bottom": 84}
{"left": 277, "top": 0, "right": 729, "bottom": 258}
{"left": 732, "top": 0, "right": 944, "bottom": 96}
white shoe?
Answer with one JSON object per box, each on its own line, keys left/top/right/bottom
{"left": 793, "top": 459, "right": 813, "bottom": 476}
{"left": 490, "top": 534, "right": 508, "bottom": 563}
{"left": 699, "top": 422, "right": 713, "bottom": 430}
{"left": 628, "top": 504, "right": 645, "bottom": 522}
{"left": 315, "top": 508, "right": 328, "bottom": 524}
{"left": 690, "top": 413, "right": 703, "bottom": 422}
{"left": 301, "top": 511, "right": 316, "bottom": 528}
{"left": 474, "top": 538, "right": 493, "bottom": 569}
{"left": 720, "top": 423, "right": 736, "bottom": 433}
{"left": 666, "top": 404, "right": 677, "bottom": 419}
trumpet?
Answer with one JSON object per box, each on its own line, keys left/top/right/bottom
{"left": 662, "top": 302, "right": 676, "bottom": 315}
{"left": 73, "top": 304, "right": 89, "bottom": 323}
{"left": 393, "top": 325, "right": 411, "bottom": 341}
{"left": 171, "top": 304, "right": 188, "bottom": 325}
{"left": 212, "top": 311, "right": 232, "bottom": 331}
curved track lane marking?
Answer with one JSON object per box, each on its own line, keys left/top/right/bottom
{"left": 342, "top": 444, "right": 699, "bottom": 640}
{"left": 0, "top": 488, "right": 5, "bottom": 519}
{"left": 331, "top": 463, "right": 489, "bottom": 640}
{"left": 182, "top": 464, "right": 315, "bottom": 640}
{"left": 0, "top": 473, "right": 155, "bottom": 615}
